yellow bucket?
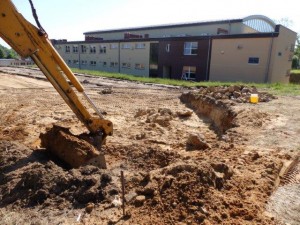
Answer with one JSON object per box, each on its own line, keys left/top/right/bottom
{"left": 250, "top": 94, "right": 259, "bottom": 103}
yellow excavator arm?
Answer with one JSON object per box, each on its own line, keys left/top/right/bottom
{"left": 0, "top": 0, "right": 113, "bottom": 167}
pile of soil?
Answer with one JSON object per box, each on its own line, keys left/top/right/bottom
{"left": 0, "top": 141, "right": 117, "bottom": 209}
{"left": 195, "top": 85, "right": 277, "bottom": 103}
{"left": 102, "top": 142, "right": 283, "bottom": 224}
{"left": 133, "top": 161, "right": 233, "bottom": 223}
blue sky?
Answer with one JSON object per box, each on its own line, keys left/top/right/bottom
{"left": 1, "top": 0, "right": 299, "bottom": 48}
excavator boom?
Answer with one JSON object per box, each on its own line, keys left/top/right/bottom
{"left": 0, "top": 0, "right": 113, "bottom": 168}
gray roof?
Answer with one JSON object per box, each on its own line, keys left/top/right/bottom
{"left": 84, "top": 18, "right": 243, "bottom": 35}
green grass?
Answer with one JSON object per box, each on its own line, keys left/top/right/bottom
{"left": 71, "top": 68, "right": 300, "bottom": 96}
{"left": 291, "top": 69, "right": 300, "bottom": 74}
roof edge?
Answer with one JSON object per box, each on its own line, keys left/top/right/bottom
{"left": 53, "top": 32, "right": 280, "bottom": 45}
{"left": 84, "top": 19, "right": 243, "bottom": 35}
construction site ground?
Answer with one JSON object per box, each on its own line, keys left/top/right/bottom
{"left": 0, "top": 67, "right": 299, "bottom": 225}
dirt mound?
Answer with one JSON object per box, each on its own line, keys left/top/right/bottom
{"left": 196, "top": 85, "right": 277, "bottom": 103}
{"left": 125, "top": 151, "right": 283, "bottom": 224}
{"left": 104, "top": 144, "right": 180, "bottom": 171}
{"left": 236, "top": 109, "right": 271, "bottom": 128}
{"left": 0, "top": 141, "right": 117, "bottom": 208}
{"left": 123, "top": 161, "right": 233, "bottom": 224}
{"left": 134, "top": 107, "right": 192, "bottom": 128}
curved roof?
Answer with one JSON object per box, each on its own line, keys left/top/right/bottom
{"left": 243, "top": 15, "right": 276, "bottom": 32}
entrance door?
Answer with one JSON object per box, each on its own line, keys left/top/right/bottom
{"left": 163, "top": 65, "right": 171, "bottom": 78}
{"left": 149, "top": 43, "right": 159, "bottom": 77}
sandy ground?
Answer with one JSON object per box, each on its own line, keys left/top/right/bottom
{"left": 0, "top": 67, "right": 299, "bottom": 225}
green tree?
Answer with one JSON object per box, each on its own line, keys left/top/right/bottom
{"left": 0, "top": 44, "right": 19, "bottom": 59}
{"left": 0, "top": 48, "right": 4, "bottom": 59}
{"left": 294, "top": 34, "right": 300, "bottom": 58}
{"left": 6, "top": 51, "right": 13, "bottom": 59}
{"left": 292, "top": 55, "right": 299, "bottom": 69}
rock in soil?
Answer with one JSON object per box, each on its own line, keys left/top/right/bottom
{"left": 187, "top": 133, "right": 211, "bottom": 150}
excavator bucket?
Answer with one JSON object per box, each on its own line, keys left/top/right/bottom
{"left": 40, "top": 125, "right": 107, "bottom": 168}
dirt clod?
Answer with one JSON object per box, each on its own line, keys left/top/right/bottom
{"left": 134, "top": 195, "right": 146, "bottom": 207}
{"left": 86, "top": 202, "right": 95, "bottom": 213}
{"left": 40, "top": 125, "right": 101, "bottom": 168}
{"left": 186, "top": 133, "right": 211, "bottom": 150}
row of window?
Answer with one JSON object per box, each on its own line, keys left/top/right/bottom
{"left": 67, "top": 42, "right": 197, "bottom": 55}
{"left": 69, "top": 57, "right": 259, "bottom": 67}
{"left": 65, "top": 43, "right": 146, "bottom": 53}
{"left": 66, "top": 41, "right": 263, "bottom": 63}
{"left": 10, "top": 62, "right": 34, "bottom": 66}
{"left": 165, "top": 42, "right": 198, "bottom": 55}
{"left": 67, "top": 60, "right": 145, "bottom": 69}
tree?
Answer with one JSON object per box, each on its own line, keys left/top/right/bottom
{"left": 0, "top": 48, "right": 4, "bottom": 59}
{"left": 292, "top": 55, "right": 299, "bottom": 69}
{"left": 6, "top": 51, "right": 13, "bottom": 59}
{"left": 275, "top": 17, "right": 294, "bottom": 28}
{"left": 294, "top": 34, "right": 300, "bottom": 58}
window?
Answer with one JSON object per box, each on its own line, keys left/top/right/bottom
{"left": 184, "top": 42, "right": 198, "bottom": 55}
{"left": 90, "top": 61, "right": 96, "bottom": 66}
{"left": 90, "top": 46, "right": 96, "bottom": 54}
{"left": 67, "top": 59, "right": 71, "bottom": 64}
{"left": 100, "top": 45, "right": 107, "bottom": 54}
{"left": 122, "top": 62, "right": 131, "bottom": 68}
{"left": 103, "top": 62, "right": 107, "bottom": 67}
{"left": 248, "top": 57, "right": 259, "bottom": 64}
{"left": 81, "top": 45, "right": 87, "bottom": 53}
{"left": 135, "top": 43, "right": 146, "bottom": 49}
{"left": 182, "top": 66, "right": 196, "bottom": 80}
{"left": 73, "top": 60, "right": 79, "bottom": 65}
{"left": 65, "top": 46, "right": 70, "bottom": 53}
{"left": 135, "top": 63, "right": 145, "bottom": 70}
{"left": 110, "top": 43, "right": 118, "bottom": 49}
{"left": 166, "top": 44, "right": 170, "bottom": 52}
{"left": 110, "top": 62, "right": 118, "bottom": 67}
{"left": 81, "top": 60, "right": 87, "bottom": 65}
{"left": 290, "top": 44, "right": 295, "bottom": 52}
{"left": 122, "top": 43, "right": 132, "bottom": 49}
{"left": 73, "top": 46, "right": 78, "bottom": 53}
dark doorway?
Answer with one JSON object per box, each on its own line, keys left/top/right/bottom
{"left": 149, "top": 43, "right": 159, "bottom": 77}
{"left": 163, "top": 65, "right": 172, "bottom": 78}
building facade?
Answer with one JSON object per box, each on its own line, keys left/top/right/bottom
{"left": 53, "top": 15, "right": 297, "bottom": 83}
{"left": 0, "top": 58, "right": 34, "bottom": 66}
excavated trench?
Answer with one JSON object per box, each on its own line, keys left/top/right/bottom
{"left": 180, "top": 91, "right": 237, "bottom": 134}
{"left": 180, "top": 88, "right": 300, "bottom": 224}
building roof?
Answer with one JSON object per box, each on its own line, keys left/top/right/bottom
{"left": 84, "top": 18, "right": 243, "bottom": 35}
{"left": 55, "top": 31, "right": 280, "bottom": 46}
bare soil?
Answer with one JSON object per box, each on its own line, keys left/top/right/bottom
{"left": 0, "top": 67, "right": 299, "bottom": 225}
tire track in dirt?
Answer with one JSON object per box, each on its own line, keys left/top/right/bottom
{"left": 267, "top": 156, "right": 300, "bottom": 225}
